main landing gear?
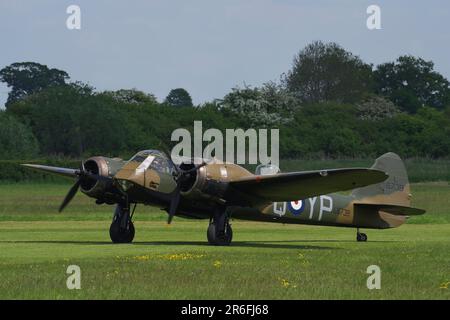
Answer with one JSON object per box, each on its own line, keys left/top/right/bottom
{"left": 356, "top": 228, "right": 367, "bottom": 242}
{"left": 110, "top": 203, "right": 135, "bottom": 243}
{"left": 207, "top": 209, "right": 233, "bottom": 246}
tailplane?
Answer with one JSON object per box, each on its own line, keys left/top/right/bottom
{"left": 353, "top": 203, "right": 425, "bottom": 216}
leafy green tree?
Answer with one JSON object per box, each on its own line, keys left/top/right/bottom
{"left": 3, "top": 58, "right": 450, "bottom": 161}
{"left": 219, "top": 83, "right": 300, "bottom": 127}
{"left": 284, "top": 103, "right": 363, "bottom": 158}
{"left": 164, "top": 88, "right": 193, "bottom": 107}
{"left": 0, "top": 62, "right": 69, "bottom": 108}
{"left": 284, "top": 41, "right": 373, "bottom": 104}
{"left": 0, "top": 111, "right": 39, "bottom": 159}
{"left": 103, "top": 89, "right": 158, "bottom": 105}
{"left": 356, "top": 95, "right": 402, "bottom": 121}
{"left": 374, "top": 55, "right": 450, "bottom": 113}
{"left": 7, "top": 83, "right": 130, "bottom": 157}
{"left": 414, "top": 107, "right": 450, "bottom": 157}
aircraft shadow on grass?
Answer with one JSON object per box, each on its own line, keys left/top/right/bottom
{"left": 0, "top": 239, "right": 397, "bottom": 250}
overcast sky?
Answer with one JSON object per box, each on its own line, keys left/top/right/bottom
{"left": 1, "top": 0, "right": 449, "bottom": 107}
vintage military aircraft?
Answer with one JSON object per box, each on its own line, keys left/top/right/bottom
{"left": 23, "top": 151, "right": 425, "bottom": 245}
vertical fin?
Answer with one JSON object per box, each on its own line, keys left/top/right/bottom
{"left": 351, "top": 152, "right": 411, "bottom": 206}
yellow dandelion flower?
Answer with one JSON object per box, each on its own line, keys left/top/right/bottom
{"left": 278, "top": 277, "right": 297, "bottom": 288}
{"left": 281, "top": 279, "right": 290, "bottom": 288}
{"left": 134, "top": 255, "right": 150, "bottom": 261}
{"left": 158, "top": 253, "right": 206, "bottom": 261}
{"left": 213, "top": 260, "right": 222, "bottom": 268}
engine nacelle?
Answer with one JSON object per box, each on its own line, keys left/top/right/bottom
{"left": 179, "top": 163, "right": 251, "bottom": 202}
{"left": 80, "top": 156, "right": 124, "bottom": 200}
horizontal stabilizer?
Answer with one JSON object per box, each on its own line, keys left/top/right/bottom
{"left": 354, "top": 203, "right": 425, "bottom": 216}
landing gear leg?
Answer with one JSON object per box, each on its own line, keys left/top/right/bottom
{"left": 110, "top": 203, "right": 135, "bottom": 243}
{"left": 356, "top": 228, "right": 367, "bottom": 242}
{"left": 207, "top": 208, "right": 232, "bottom": 246}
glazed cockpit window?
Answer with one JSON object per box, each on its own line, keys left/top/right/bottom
{"left": 128, "top": 150, "right": 175, "bottom": 174}
{"left": 130, "top": 154, "right": 147, "bottom": 163}
{"left": 129, "top": 150, "right": 162, "bottom": 164}
{"left": 150, "top": 156, "right": 175, "bottom": 174}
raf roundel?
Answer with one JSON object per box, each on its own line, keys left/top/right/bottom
{"left": 288, "top": 200, "right": 305, "bottom": 215}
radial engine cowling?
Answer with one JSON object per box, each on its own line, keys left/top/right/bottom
{"left": 80, "top": 156, "right": 124, "bottom": 199}
{"left": 178, "top": 163, "right": 244, "bottom": 202}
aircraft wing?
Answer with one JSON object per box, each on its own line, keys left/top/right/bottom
{"left": 21, "top": 164, "right": 78, "bottom": 178}
{"left": 227, "top": 168, "right": 388, "bottom": 202}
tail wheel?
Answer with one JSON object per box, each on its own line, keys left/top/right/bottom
{"left": 207, "top": 222, "right": 232, "bottom": 246}
{"left": 356, "top": 232, "right": 367, "bottom": 242}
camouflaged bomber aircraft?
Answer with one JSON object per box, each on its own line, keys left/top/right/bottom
{"left": 23, "top": 151, "right": 425, "bottom": 245}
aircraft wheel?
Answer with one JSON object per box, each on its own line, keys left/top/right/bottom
{"left": 207, "top": 222, "right": 232, "bottom": 246}
{"left": 357, "top": 232, "right": 367, "bottom": 242}
{"left": 110, "top": 219, "right": 135, "bottom": 243}
{"left": 207, "top": 223, "right": 216, "bottom": 244}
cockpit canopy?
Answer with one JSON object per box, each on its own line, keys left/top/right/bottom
{"left": 128, "top": 150, "right": 175, "bottom": 174}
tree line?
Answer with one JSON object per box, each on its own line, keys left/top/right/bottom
{"left": 1, "top": 41, "right": 450, "bottom": 160}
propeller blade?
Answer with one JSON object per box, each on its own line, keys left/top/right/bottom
{"left": 59, "top": 179, "right": 81, "bottom": 212}
{"left": 167, "top": 185, "right": 181, "bottom": 224}
{"left": 159, "top": 145, "right": 209, "bottom": 225}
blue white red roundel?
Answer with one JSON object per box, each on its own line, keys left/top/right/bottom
{"left": 288, "top": 200, "right": 305, "bottom": 215}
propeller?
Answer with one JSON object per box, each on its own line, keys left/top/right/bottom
{"left": 58, "top": 161, "right": 109, "bottom": 212}
{"left": 160, "top": 148, "right": 208, "bottom": 224}
{"left": 59, "top": 179, "right": 82, "bottom": 212}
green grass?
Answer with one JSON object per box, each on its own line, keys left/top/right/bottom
{"left": 0, "top": 221, "right": 449, "bottom": 299}
{"left": 0, "top": 182, "right": 449, "bottom": 299}
{"left": 1, "top": 182, "right": 449, "bottom": 223}
{"left": 0, "top": 183, "right": 167, "bottom": 221}
{"left": 407, "top": 182, "right": 450, "bottom": 224}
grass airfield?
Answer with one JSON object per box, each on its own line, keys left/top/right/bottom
{"left": 0, "top": 183, "right": 449, "bottom": 299}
